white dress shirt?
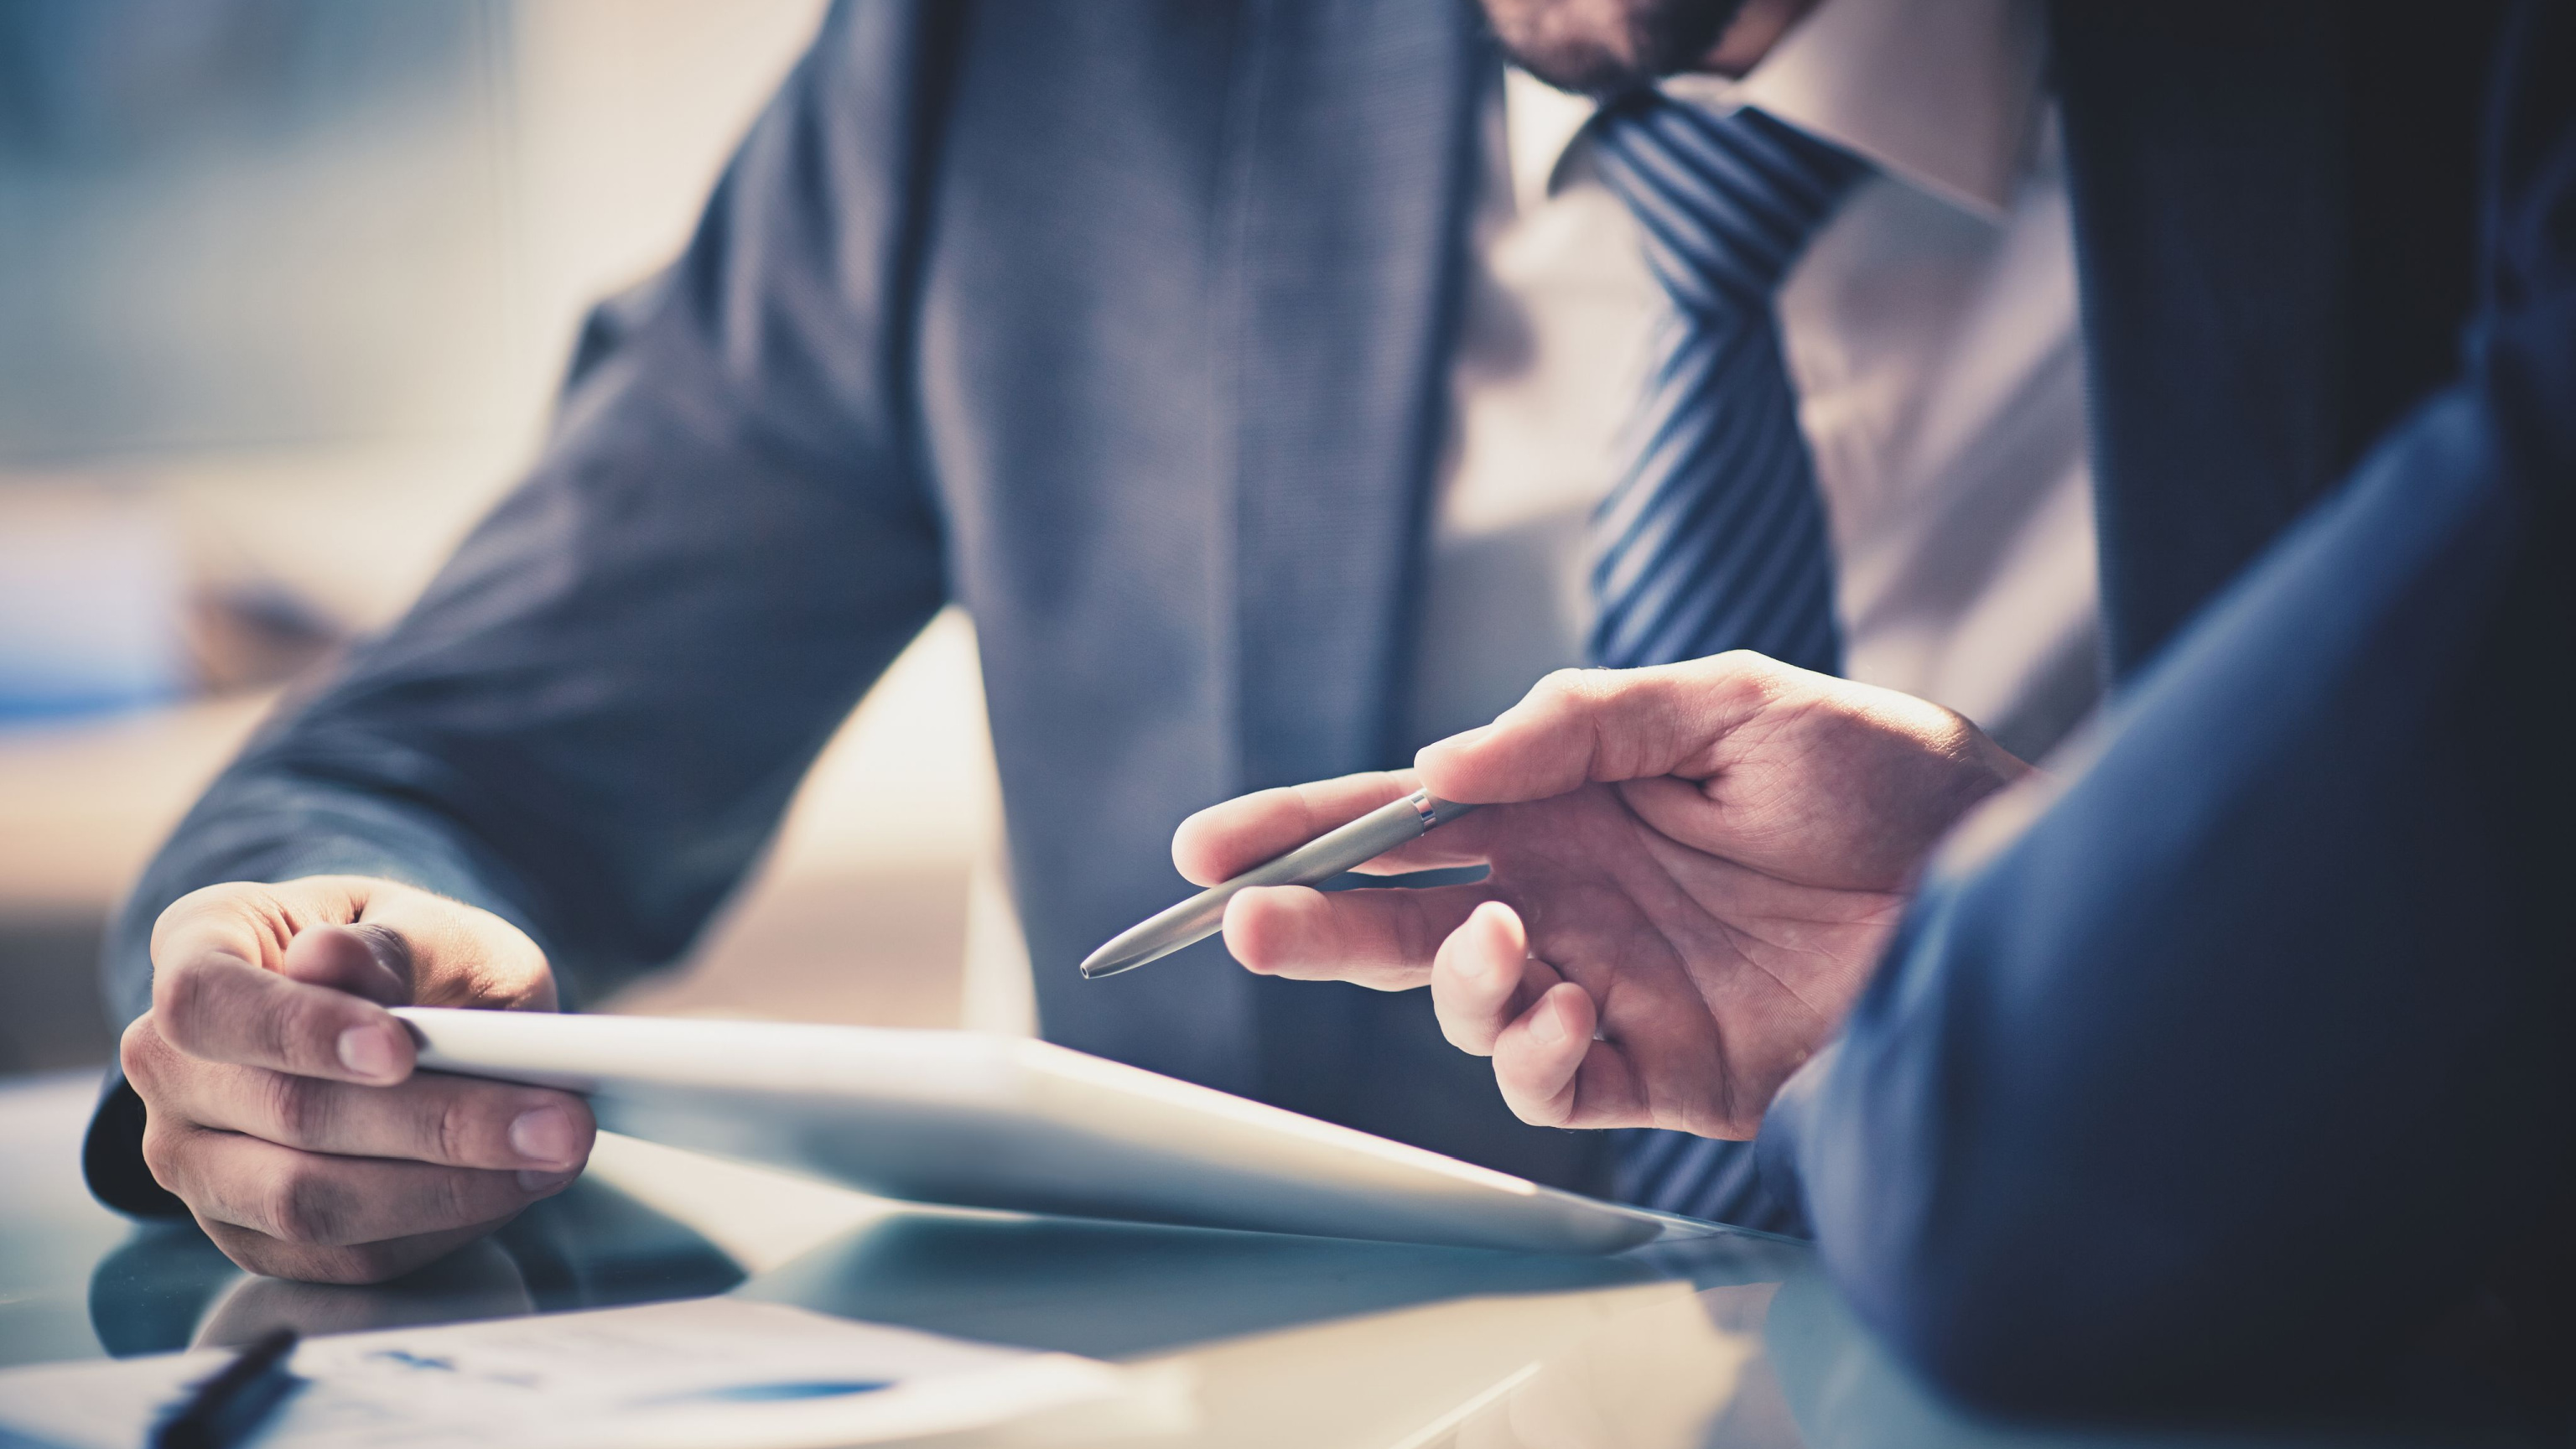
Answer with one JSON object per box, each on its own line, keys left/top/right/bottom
{"left": 1405, "top": 0, "right": 2100, "bottom": 761}
{"left": 966, "top": 0, "right": 2100, "bottom": 1036}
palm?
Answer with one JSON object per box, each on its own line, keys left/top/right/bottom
{"left": 1467, "top": 782, "right": 1907, "bottom": 1138}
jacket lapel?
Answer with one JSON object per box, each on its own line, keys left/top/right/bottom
{"left": 1206, "top": 0, "right": 1488, "bottom": 1117}
{"left": 1215, "top": 0, "right": 1488, "bottom": 791}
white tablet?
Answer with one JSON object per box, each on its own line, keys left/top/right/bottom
{"left": 394, "top": 1008, "right": 1713, "bottom": 1256}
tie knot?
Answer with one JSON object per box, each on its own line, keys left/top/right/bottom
{"left": 1590, "top": 96, "right": 1867, "bottom": 315}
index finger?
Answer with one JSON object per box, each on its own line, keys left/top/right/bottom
{"left": 1171, "top": 770, "right": 1508, "bottom": 886}
{"left": 152, "top": 896, "right": 413, "bottom": 1085}
{"left": 1171, "top": 771, "right": 1405, "bottom": 885}
{"left": 1415, "top": 657, "right": 1794, "bottom": 803}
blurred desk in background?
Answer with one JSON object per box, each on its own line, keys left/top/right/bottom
{"left": 0, "top": 605, "right": 1006, "bottom": 1075}
{"left": 0, "top": 1071, "right": 2522, "bottom": 1449}
{"left": 0, "top": 693, "right": 271, "bottom": 1071}
{"left": 0, "top": 0, "right": 1008, "bottom": 1077}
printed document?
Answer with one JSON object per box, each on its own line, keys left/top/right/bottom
{"left": 0, "top": 1296, "right": 1177, "bottom": 1448}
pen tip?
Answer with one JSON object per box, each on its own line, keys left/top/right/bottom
{"left": 1080, "top": 937, "right": 1158, "bottom": 978}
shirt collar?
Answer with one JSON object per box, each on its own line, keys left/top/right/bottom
{"left": 1508, "top": 0, "right": 2043, "bottom": 221}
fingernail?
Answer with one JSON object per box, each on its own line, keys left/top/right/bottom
{"left": 1531, "top": 1000, "right": 1569, "bottom": 1045}
{"left": 509, "top": 1106, "right": 579, "bottom": 1166}
{"left": 336, "top": 1025, "right": 401, "bottom": 1081}
{"left": 517, "top": 1168, "right": 578, "bottom": 1193}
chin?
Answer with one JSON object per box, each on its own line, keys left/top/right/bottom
{"left": 1478, "top": 0, "right": 1747, "bottom": 97}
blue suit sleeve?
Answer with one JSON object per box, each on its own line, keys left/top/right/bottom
{"left": 1762, "top": 7, "right": 2576, "bottom": 1411}
{"left": 87, "top": 0, "right": 958, "bottom": 1213}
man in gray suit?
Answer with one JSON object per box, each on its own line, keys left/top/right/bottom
{"left": 90, "top": 0, "right": 2501, "bottom": 1284}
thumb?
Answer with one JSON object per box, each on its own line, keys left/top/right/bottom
{"left": 278, "top": 924, "right": 413, "bottom": 1005}
{"left": 356, "top": 884, "right": 557, "bottom": 1011}
{"left": 272, "top": 879, "right": 556, "bottom": 1013}
{"left": 1416, "top": 656, "right": 1795, "bottom": 803}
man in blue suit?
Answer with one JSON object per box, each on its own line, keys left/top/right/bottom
{"left": 1185, "top": 0, "right": 2576, "bottom": 1413}
{"left": 86, "top": 0, "right": 2519, "bottom": 1296}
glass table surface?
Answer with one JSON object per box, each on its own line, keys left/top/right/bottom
{"left": 0, "top": 1070, "right": 2527, "bottom": 1447}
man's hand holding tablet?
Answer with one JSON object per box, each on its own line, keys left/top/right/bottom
{"left": 121, "top": 878, "right": 595, "bottom": 1283}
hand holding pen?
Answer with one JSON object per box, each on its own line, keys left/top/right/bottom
{"left": 1102, "top": 656, "right": 2031, "bottom": 1137}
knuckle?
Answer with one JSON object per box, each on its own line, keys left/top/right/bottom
{"left": 387, "top": 894, "right": 553, "bottom": 1009}
{"left": 253, "top": 994, "right": 307, "bottom": 1067}
{"left": 138, "top": 1123, "right": 189, "bottom": 1194}
{"left": 262, "top": 1163, "right": 342, "bottom": 1246}
{"left": 153, "top": 966, "right": 219, "bottom": 1052}
{"left": 1714, "top": 649, "right": 1792, "bottom": 705}
{"left": 119, "top": 1015, "right": 169, "bottom": 1087}
{"left": 1533, "top": 667, "right": 1592, "bottom": 707}
{"left": 277, "top": 988, "right": 368, "bottom": 1075}
{"left": 1436, "top": 1009, "right": 1498, "bottom": 1057}
{"left": 262, "top": 1072, "right": 330, "bottom": 1145}
{"left": 1495, "top": 1046, "right": 1577, "bottom": 1127}
{"left": 428, "top": 1093, "right": 478, "bottom": 1166}
{"left": 426, "top": 1168, "right": 485, "bottom": 1228}
{"left": 1711, "top": 647, "right": 1773, "bottom": 678}
{"left": 148, "top": 884, "right": 238, "bottom": 959}
{"left": 1507, "top": 1085, "right": 1576, "bottom": 1130}
{"left": 1428, "top": 985, "right": 1487, "bottom": 1052}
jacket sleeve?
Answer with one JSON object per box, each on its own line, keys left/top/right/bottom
{"left": 87, "top": 0, "right": 960, "bottom": 1214}
{"left": 1760, "top": 3, "right": 2576, "bottom": 1412}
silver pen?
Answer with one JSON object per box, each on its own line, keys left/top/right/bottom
{"left": 1079, "top": 788, "right": 1481, "bottom": 979}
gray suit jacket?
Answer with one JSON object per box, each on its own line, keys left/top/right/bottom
{"left": 89, "top": 1, "right": 1592, "bottom": 1213}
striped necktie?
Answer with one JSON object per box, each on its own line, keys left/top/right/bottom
{"left": 1587, "top": 94, "right": 1866, "bottom": 1231}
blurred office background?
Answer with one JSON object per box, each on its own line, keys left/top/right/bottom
{"left": 0, "top": 0, "right": 1010, "bottom": 1074}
